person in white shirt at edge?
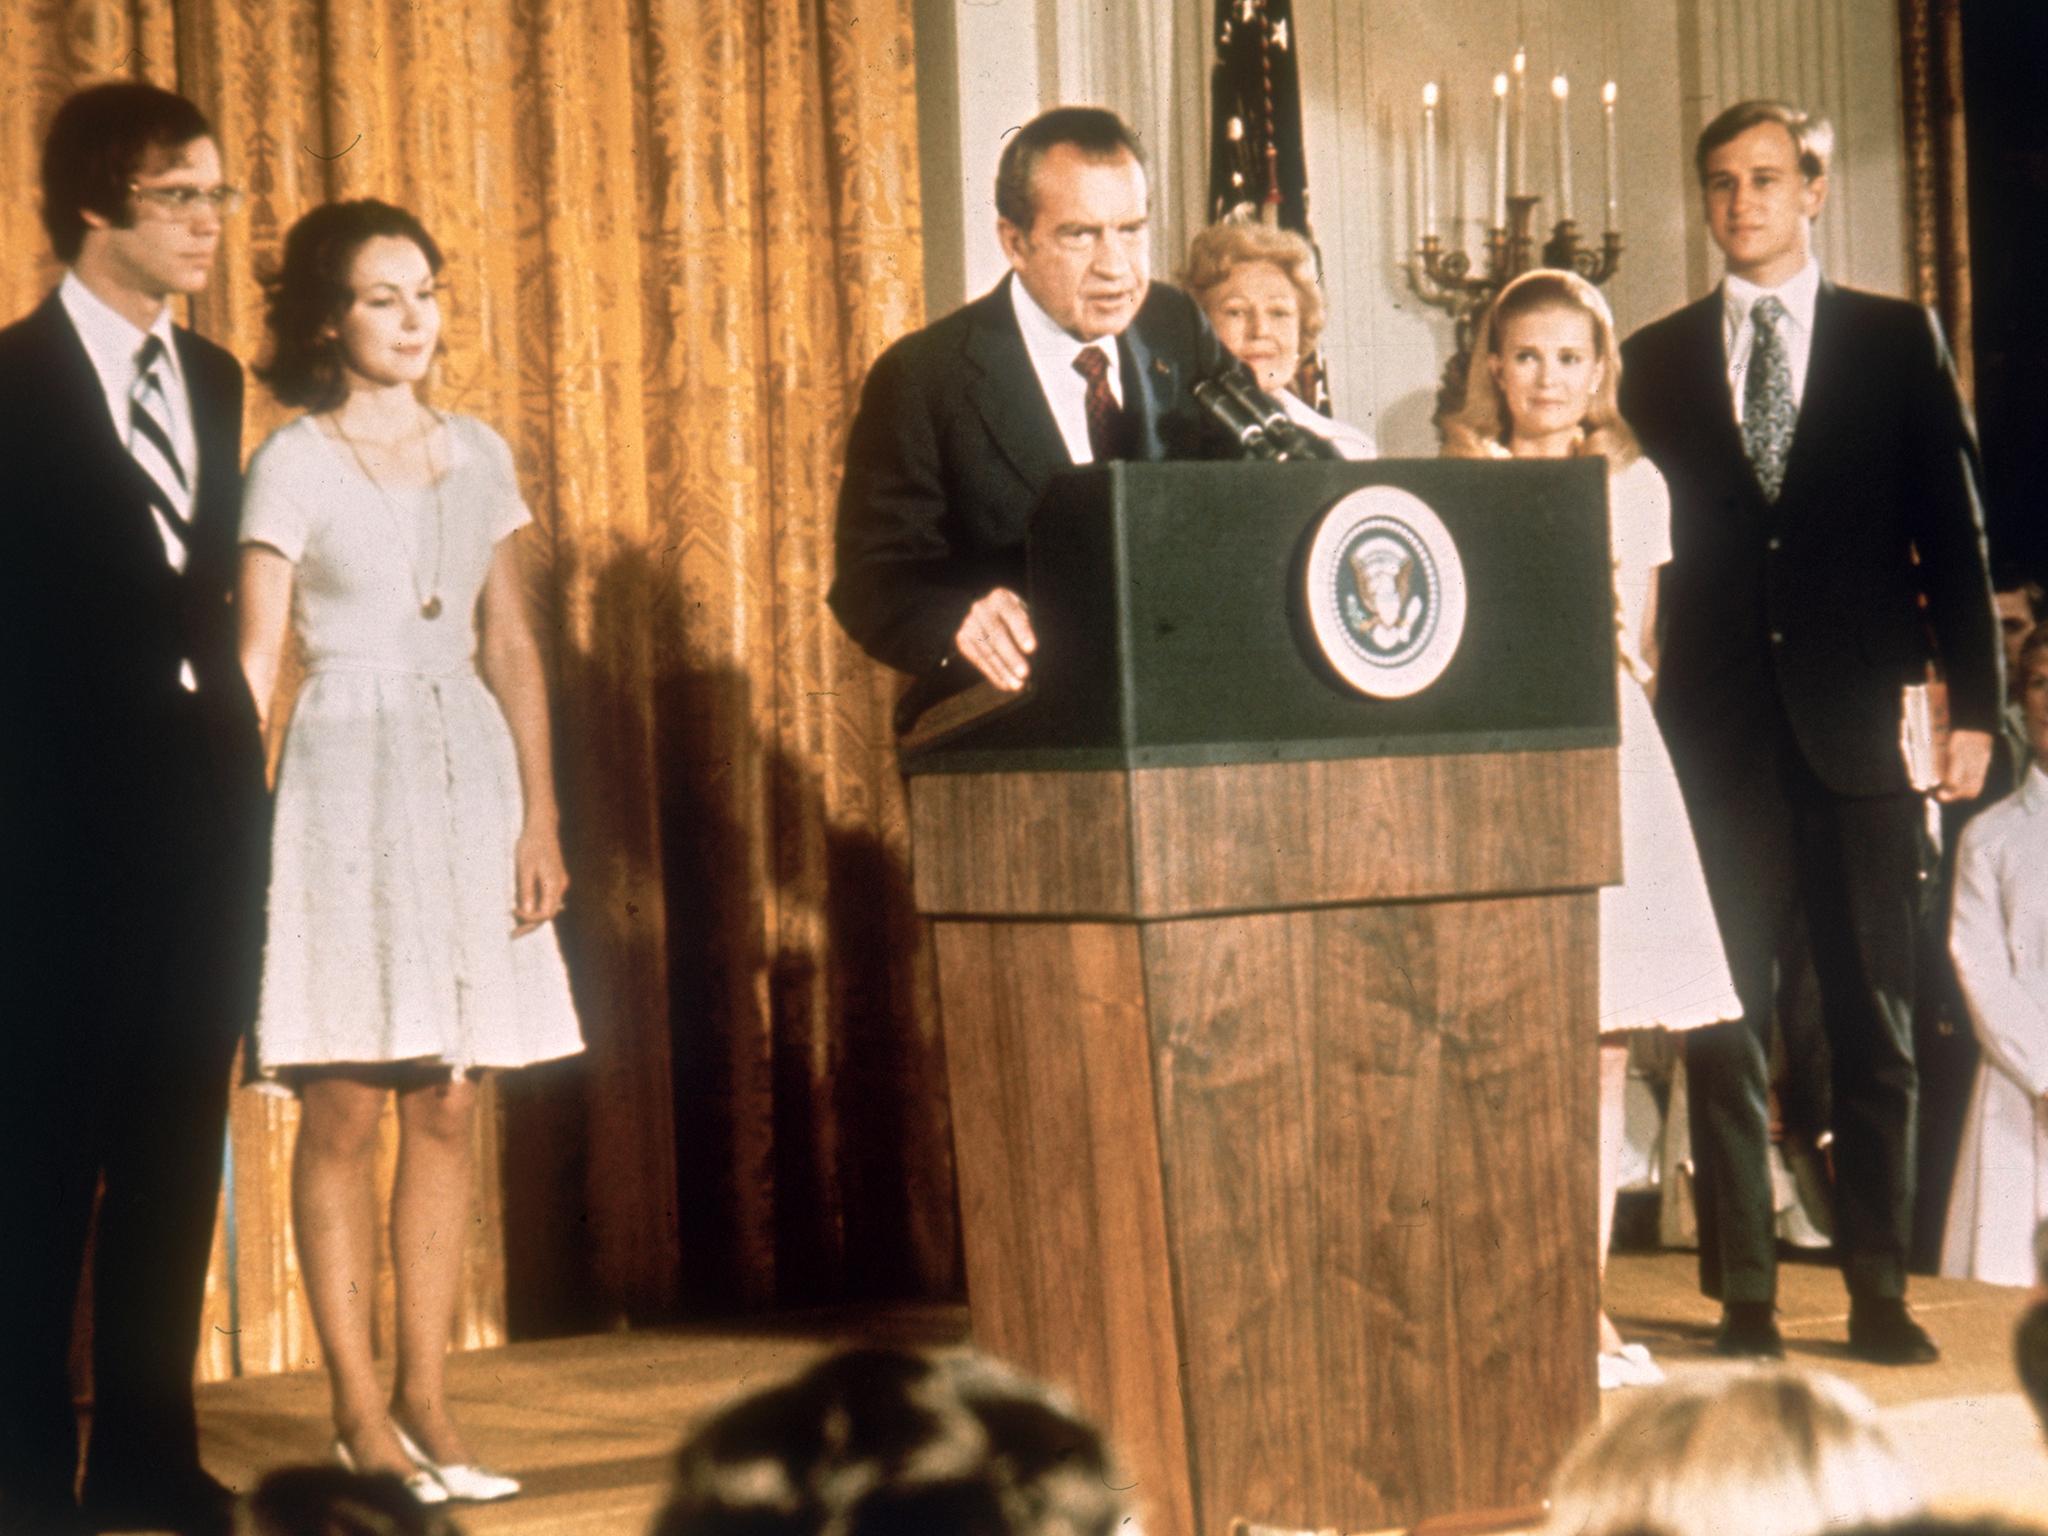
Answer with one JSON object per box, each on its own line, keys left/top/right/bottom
{"left": 1942, "top": 622, "right": 2048, "bottom": 1286}
{"left": 1181, "top": 216, "right": 1377, "bottom": 460}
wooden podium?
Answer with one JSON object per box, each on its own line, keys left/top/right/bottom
{"left": 903, "top": 462, "right": 1621, "bottom": 1536}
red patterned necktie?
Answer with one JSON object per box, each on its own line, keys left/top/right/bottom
{"left": 1072, "top": 345, "right": 1121, "bottom": 461}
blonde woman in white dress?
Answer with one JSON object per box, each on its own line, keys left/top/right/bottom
{"left": 1445, "top": 269, "right": 1742, "bottom": 1388}
{"left": 237, "top": 201, "right": 582, "bottom": 1504}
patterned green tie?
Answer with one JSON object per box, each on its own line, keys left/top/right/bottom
{"left": 1741, "top": 294, "right": 1796, "bottom": 501}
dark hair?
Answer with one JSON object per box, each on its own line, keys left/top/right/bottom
{"left": 1695, "top": 100, "right": 1834, "bottom": 185}
{"left": 240, "top": 1466, "right": 468, "bottom": 1536}
{"left": 2021, "top": 622, "right": 2048, "bottom": 681}
{"left": 652, "top": 1347, "right": 1129, "bottom": 1536}
{"left": 257, "top": 200, "right": 444, "bottom": 412}
{"left": 40, "top": 83, "right": 213, "bottom": 263}
{"left": 1990, "top": 559, "right": 2044, "bottom": 619}
{"left": 994, "top": 107, "right": 1144, "bottom": 232}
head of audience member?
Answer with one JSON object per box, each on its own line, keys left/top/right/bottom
{"left": 1441, "top": 268, "right": 1636, "bottom": 465}
{"left": 41, "top": 82, "right": 226, "bottom": 306}
{"left": 234, "top": 1467, "right": 466, "bottom": 1536}
{"left": 1180, "top": 218, "right": 1326, "bottom": 396}
{"left": 1991, "top": 566, "right": 2045, "bottom": 701}
{"left": 1540, "top": 1369, "right": 1920, "bottom": 1536}
{"left": 995, "top": 107, "right": 1150, "bottom": 344}
{"left": 258, "top": 199, "right": 446, "bottom": 413}
{"left": 1834, "top": 1521, "right": 2048, "bottom": 1536}
{"left": 1695, "top": 99, "right": 1833, "bottom": 288}
{"left": 650, "top": 1347, "right": 1131, "bottom": 1536}
{"left": 2021, "top": 623, "right": 2048, "bottom": 763}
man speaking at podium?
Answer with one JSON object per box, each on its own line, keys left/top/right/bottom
{"left": 828, "top": 106, "right": 1226, "bottom": 708}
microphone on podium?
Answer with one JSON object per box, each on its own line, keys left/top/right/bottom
{"left": 1192, "top": 360, "right": 1342, "bottom": 461}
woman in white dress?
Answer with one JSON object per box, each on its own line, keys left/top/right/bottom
{"left": 1444, "top": 269, "right": 1742, "bottom": 1387}
{"left": 237, "top": 200, "right": 582, "bottom": 1503}
{"left": 1182, "top": 218, "right": 1377, "bottom": 460}
{"left": 1941, "top": 621, "right": 2048, "bottom": 1286}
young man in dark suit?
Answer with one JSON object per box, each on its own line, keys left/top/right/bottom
{"left": 0, "top": 83, "right": 266, "bottom": 1535}
{"left": 1618, "top": 100, "right": 2001, "bottom": 1364}
{"left": 828, "top": 106, "right": 1227, "bottom": 700}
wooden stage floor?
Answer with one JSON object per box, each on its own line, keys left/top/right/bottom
{"left": 195, "top": 1253, "right": 2048, "bottom": 1534}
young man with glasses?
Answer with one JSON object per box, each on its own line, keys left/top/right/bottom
{"left": 0, "top": 82, "right": 265, "bottom": 1536}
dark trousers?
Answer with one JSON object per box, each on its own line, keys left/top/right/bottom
{"left": 0, "top": 1002, "right": 236, "bottom": 1529}
{"left": 1679, "top": 708, "right": 1927, "bottom": 1304}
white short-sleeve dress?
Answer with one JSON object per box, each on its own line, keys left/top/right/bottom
{"left": 1599, "top": 454, "right": 1742, "bottom": 1032}
{"left": 240, "top": 412, "right": 584, "bottom": 1082}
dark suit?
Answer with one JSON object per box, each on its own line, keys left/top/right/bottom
{"left": 0, "top": 292, "right": 266, "bottom": 1529}
{"left": 828, "top": 275, "right": 1227, "bottom": 677}
{"left": 1620, "top": 279, "right": 1999, "bottom": 1305}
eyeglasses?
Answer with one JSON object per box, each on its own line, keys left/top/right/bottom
{"left": 128, "top": 182, "right": 246, "bottom": 219}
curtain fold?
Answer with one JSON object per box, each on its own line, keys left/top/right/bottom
{"left": 1898, "top": 0, "right": 1973, "bottom": 399}
{"left": 5, "top": 0, "right": 954, "bottom": 1379}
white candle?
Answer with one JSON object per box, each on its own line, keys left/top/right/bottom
{"left": 1492, "top": 73, "right": 1509, "bottom": 227}
{"left": 1602, "top": 80, "right": 1619, "bottom": 232}
{"left": 1511, "top": 48, "right": 1528, "bottom": 197}
{"left": 1422, "top": 82, "right": 1440, "bottom": 239}
{"left": 1552, "top": 74, "right": 1573, "bottom": 223}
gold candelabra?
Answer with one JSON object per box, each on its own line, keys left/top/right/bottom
{"left": 1413, "top": 195, "right": 1625, "bottom": 423}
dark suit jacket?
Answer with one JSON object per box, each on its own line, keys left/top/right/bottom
{"left": 1619, "top": 281, "right": 2000, "bottom": 799}
{"left": 0, "top": 291, "right": 267, "bottom": 1031}
{"left": 828, "top": 275, "right": 1229, "bottom": 676}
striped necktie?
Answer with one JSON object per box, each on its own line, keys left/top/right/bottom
{"left": 130, "top": 333, "right": 192, "bottom": 564}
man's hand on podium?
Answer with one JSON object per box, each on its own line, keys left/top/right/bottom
{"left": 955, "top": 587, "right": 1037, "bottom": 691}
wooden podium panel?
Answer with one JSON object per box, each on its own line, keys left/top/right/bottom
{"left": 930, "top": 879, "right": 1602, "bottom": 1534}
{"left": 934, "top": 920, "right": 1196, "bottom": 1536}
{"left": 912, "top": 750, "right": 1618, "bottom": 919}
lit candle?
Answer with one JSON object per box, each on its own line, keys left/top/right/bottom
{"left": 1552, "top": 74, "right": 1573, "bottom": 223}
{"left": 1421, "top": 82, "right": 1440, "bottom": 239}
{"left": 1602, "top": 80, "right": 1619, "bottom": 232}
{"left": 1492, "top": 73, "right": 1509, "bottom": 228}
{"left": 1511, "top": 48, "right": 1528, "bottom": 197}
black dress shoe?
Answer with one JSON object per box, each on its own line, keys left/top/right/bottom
{"left": 80, "top": 1468, "right": 235, "bottom": 1536}
{"left": 1847, "top": 1297, "right": 1940, "bottom": 1365}
{"left": 1713, "top": 1300, "right": 1786, "bottom": 1359}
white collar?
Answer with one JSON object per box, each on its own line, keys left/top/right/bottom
{"left": 2022, "top": 763, "right": 2048, "bottom": 816}
{"left": 59, "top": 269, "right": 185, "bottom": 389}
{"left": 1009, "top": 274, "right": 1118, "bottom": 379}
{"left": 1722, "top": 258, "right": 1821, "bottom": 341}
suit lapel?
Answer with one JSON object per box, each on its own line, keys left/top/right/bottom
{"left": 1773, "top": 278, "right": 1845, "bottom": 508}
{"left": 30, "top": 294, "right": 191, "bottom": 559}
{"left": 1119, "top": 316, "right": 1178, "bottom": 461}
{"left": 964, "top": 277, "right": 1071, "bottom": 490}
{"left": 1678, "top": 291, "right": 1755, "bottom": 484}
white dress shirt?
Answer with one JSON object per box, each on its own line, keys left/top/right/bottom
{"left": 1721, "top": 257, "right": 1821, "bottom": 424}
{"left": 59, "top": 270, "right": 198, "bottom": 573}
{"left": 1009, "top": 276, "right": 1123, "bottom": 465}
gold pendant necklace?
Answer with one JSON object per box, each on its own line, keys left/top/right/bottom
{"left": 332, "top": 402, "right": 447, "bottom": 619}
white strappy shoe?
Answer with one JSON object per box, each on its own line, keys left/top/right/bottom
{"left": 392, "top": 1422, "right": 522, "bottom": 1503}
{"left": 332, "top": 1435, "right": 451, "bottom": 1505}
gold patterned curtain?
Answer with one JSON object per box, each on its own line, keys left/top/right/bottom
{"left": 1898, "top": 0, "right": 1974, "bottom": 399}
{"left": 2, "top": 0, "right": 956, "bottom": 1380}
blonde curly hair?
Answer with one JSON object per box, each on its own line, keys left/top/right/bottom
{"left": 1181, "top": 218, "right": 1328, "bottom": 354}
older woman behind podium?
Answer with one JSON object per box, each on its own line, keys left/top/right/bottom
{"left": 1182, "top": 218, "right": 1375, "bottom": 459}
{"left": 1445, "top": 269, "right": 1740, "bottom": 1389}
